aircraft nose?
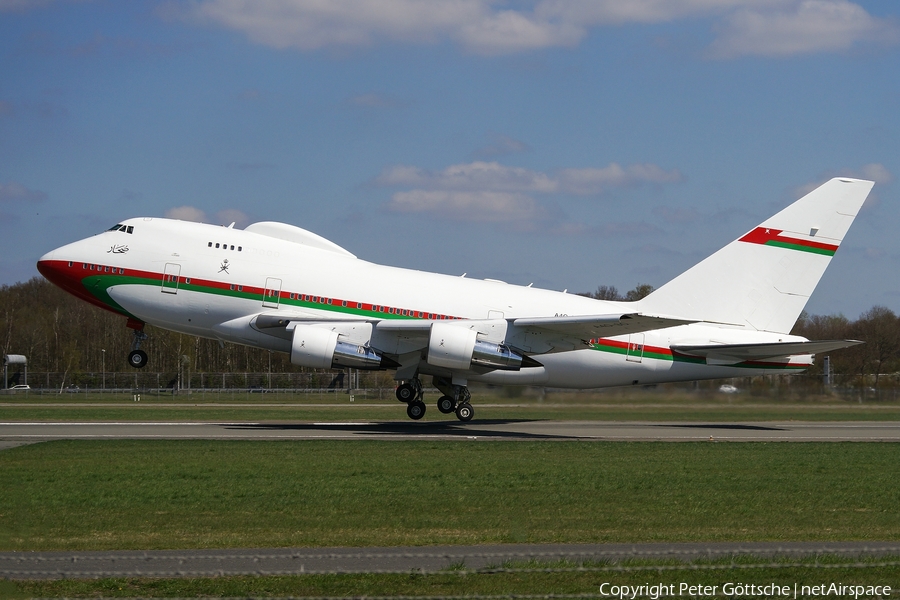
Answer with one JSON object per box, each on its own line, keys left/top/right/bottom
{"left": 37, "top": 248, "right": 57, "bottom": 264}
{"left": 37, "top": 248, "right": 82, "bottom": 294}
{"left": 38, "top": 250, "right": 63, "bottom": 279}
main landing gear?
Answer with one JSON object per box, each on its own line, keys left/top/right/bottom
{"left": 396, "top": 376, "right": 475, "bottom": 422}
{"left": 127, "top": 326, "right": 149, "bottom": 369}
{"left": 396, "top": 378, "right": 427, "bottom": 420}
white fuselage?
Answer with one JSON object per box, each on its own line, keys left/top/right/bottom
{"left": 38, "top": 217, "right": 810, "bottom": 389}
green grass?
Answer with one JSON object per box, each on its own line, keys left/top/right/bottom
{"left": 6, "top": 556, "right": 900, "bottom": 598}
{"left": 2, "top": 440, "right": 899, "bottom": 551}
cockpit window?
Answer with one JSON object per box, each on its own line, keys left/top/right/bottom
{"left": 106, "top": 224, "right": 134, "bottom": 234}
{"left": 108, "top": 224, "right": 123, "bottom": 231}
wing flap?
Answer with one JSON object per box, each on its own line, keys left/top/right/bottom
{"left": 512, "top": 313, "right": 696, "bottom": 340}
{"left": 671, "top": 339, "right": 862, "bottom": 362}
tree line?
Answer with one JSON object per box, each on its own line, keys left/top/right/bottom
{"left": 2, "top": 277, "right": 898, "bottom": 388}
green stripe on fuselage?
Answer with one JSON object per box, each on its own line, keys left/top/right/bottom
{"left": 589, "top": 341, "right": 805, "bottom": 370}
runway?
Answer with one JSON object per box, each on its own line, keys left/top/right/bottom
{"left": 2, "top": 419, "right": 900, "bottom": 443}
{"left": 3, "top": 541, "right": 900, "bottom": 579}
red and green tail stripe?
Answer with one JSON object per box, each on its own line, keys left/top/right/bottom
{"left": 739, "top": 227, "right": 838, "bottom": 256}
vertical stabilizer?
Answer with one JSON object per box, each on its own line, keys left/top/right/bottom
{"left": 639, "top": 178, "right": 873, "bottom": 333}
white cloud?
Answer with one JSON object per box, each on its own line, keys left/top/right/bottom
{"left": 378, "top": 161, "right": 558, "bottom": 193}
{"left": 535, "top": 0, "right": 783, "bottom": 26}
{"left": 163, "top": 206, "right": 251, "bottom": 226}
{"left": 708, "top": 0, "right": 900, "bottom": 58}
{"left": 377, "top": 161, "right": 681, "bottom": 195}
{"left": 473, "top": 134, "right": 530, "bottom": 158}
{"left": 558, "top": 163, "right": 683, "bottom": 194}
{"left": 0, "top": 181, "right": 47, "bottom": 203}
{"left": 189, "top": 0, "right": 487, "bottom": 50}
{"left": 387, "top": 190, "right": 545, "bottom": 225}
{"left": 181, "top": 0, "right": 898, "bottom": 58}
{"left": 456, "top": 9, "right": 582, "bottom": 54}
{"left": 859, "top": 163, "right": 894, "bottom": 185}
{"left": 793, "top": 164, "right": 894, "bottom": 201}
{"left": 165, "top": 205, "right": 207, "bottom": 222}
{"left": 378, "top": 159, "right": 681, "bottom": 229}
{"left": 216, "top": 208, "right": 250, "bottom": 227}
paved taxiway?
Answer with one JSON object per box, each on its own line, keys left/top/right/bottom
{"left": 2, "top": 419, "right": 900, "bottom": 442}
{"left": 3, "top": 542, "right": 900, "bottom": 579}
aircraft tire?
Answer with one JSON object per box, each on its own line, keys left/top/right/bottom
{"left": 455, "top": 402, "right": 474, "bottom": 422}
{"left": 128, "top": 350, "right": 148, "bottom": 369}
{"left": 407, "top": 400, "right": 426, "bottom": 420}
{"left": 437, "top": 395, "right": 456, "bottom": 414}
{"left": 396, "top": 383, "right": 416, "bottom": 403}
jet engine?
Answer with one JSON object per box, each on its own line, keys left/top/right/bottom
{"left": 290, "top": 325, "right": 386, "bottom": 370}
{"left": 427, "top": 322, "right": 523, "bottom": 371}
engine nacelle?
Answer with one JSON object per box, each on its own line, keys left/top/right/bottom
{"left": 427, "top": 322, "right": 523, "bottom": 371}
{"left": 290, "top": 325, "right": 385, "bottom": 370}
{"left": 471, "top": 340, "right": 523, "bottom": 370}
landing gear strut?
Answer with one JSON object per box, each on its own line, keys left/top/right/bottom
{"left": 395, "top": 379, "right": 421, "bottom": 403}
{"left": 433, "top": 376, "right": 474, "bottom": 422}
{"left": 397, "top": 378, "right": 426, "bottom": 420}
{"left": 128, "top": 327, "right": 149, "bottom": 369}
{"left": 396, "top": 376, "right": 476, "bottom": 422}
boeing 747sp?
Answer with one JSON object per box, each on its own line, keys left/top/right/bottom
{"left": 38, "top": 177, "right": 871, "bottom": 421}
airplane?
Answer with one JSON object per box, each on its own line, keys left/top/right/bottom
{"left": 37, "top": 177, "right": 872, "bottom": 421}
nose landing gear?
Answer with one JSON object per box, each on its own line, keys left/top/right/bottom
{"left": 127, "top": 324, "right": 149, "bottom": 369}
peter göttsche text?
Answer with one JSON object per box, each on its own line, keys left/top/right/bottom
{"left": 599, "top": 582, "right": 891, "bottom": 599}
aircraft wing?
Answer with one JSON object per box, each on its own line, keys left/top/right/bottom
{"left": 512, "top": 313, "right": 696, "bottom": 340}
{"left": 671, "top": 339, "right": 862, "bottom": 363}
{"left": 254, "top": 312, "right": 366, "bottom": 329}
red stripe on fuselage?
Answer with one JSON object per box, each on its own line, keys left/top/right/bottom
{"left": 37, "top": 259, "right": 462, "bottom": 322}
{"left": 37, "top": 260, "right": 127, "bottom": 316}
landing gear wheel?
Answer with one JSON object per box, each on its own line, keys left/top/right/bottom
{"left": 128, "top": 349, "right": 148, "bottom": 369}
{"left": 455, "top": 402, "right": 474, "bottom": 422}
{"left": 396, "top": 383, "right": 417, "bottom": 403}
{"left": 437, "top": 395, "right": 456, "bottom": 414}
{"left": 407, "top": 400, "right": 426, "bottom": 420}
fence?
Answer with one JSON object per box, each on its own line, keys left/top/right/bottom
{"left": 4, "top": 370, "right": 900, "bottom": 401}
{"left": 3, "top": 369, "right": 395, "bottom": 394}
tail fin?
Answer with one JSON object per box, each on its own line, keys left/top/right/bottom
{"left": 640, "top": 177, "right": 874, "bottom": 334}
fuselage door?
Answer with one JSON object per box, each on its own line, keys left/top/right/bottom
{"left": 263, "top": 277, "right": 282, "bottom": 308}
{"left": 162, "top": 263, "right": 181, "bottom": 294}
{"left": 626, "top": 333, "right": 644, "bottom": 363}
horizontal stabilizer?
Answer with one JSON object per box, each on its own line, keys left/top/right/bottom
{"left": 513, "top": 313, "right": 696, "bottom": 340}
{"left": 671, "top": 339, "right": 862, "bottom": 363}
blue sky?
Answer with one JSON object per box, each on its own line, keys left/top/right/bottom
{"left": 1, "top": 0, "right": 898, "bottom": 319}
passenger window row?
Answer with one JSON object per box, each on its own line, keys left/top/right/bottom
{"left": 208, "top": 242, "right": 242, "bottom": 251}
